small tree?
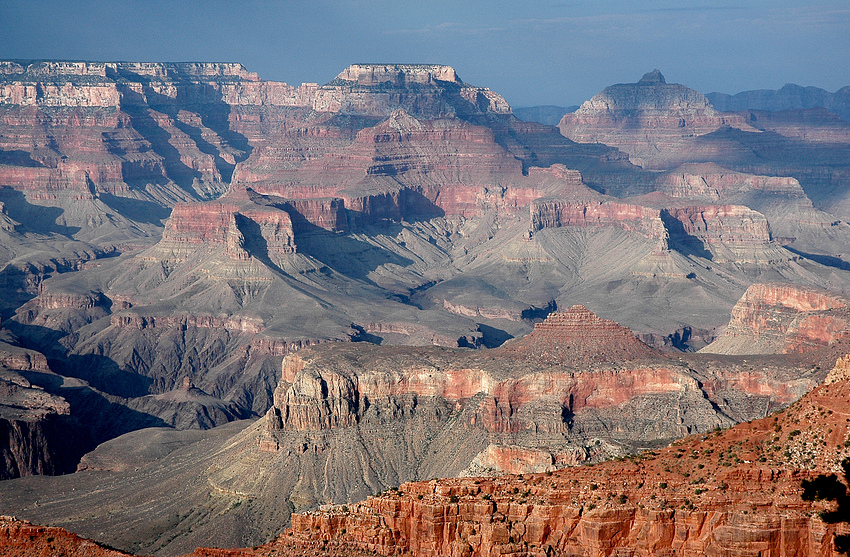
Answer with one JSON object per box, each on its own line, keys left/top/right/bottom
{"left": 801, "top": 457, "right": 850, "bottom": 554}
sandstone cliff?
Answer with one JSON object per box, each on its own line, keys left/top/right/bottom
{"left": 703, "top": 283, "right": 850, "bottom": 355}
{"left": 3, "top": 360, "right": 849, "bottom": 557}
{"left": 180, "top": 355, "right": 850, "bottom": 557}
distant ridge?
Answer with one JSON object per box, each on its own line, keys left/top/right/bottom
{"left": 707, "top": 83, "right": 850, "bottom": 121}
{"left": 513, "top": 104, "right": 578, "bottom": 126}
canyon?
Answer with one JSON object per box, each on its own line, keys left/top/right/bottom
{"left": 1, "top": 60, "right": 850, "bottom": 556}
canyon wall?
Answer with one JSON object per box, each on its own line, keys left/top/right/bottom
{"left": 703, "top": 283, "right": 850, "bottom": 355}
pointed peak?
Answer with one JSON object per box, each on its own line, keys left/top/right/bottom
{"left": 639, "top": 69, "right": 666, "bottom": 84}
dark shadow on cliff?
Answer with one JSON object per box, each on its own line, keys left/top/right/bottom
{"left": 114, "top": 84, "right": 202, "bottom": 195}
{"left": 115, "top": 70, "right": 253, "bottom": 190}
{"left": 20, "top": 369, "right": 171, "bottom": 466}
{"left": 786, "top": 247, "right": 850, "bottom": 271}
{"left": 0, "top": 187, "right": 80, "bottom": 237}
{"left": 660, "top": 209, "right": 713, "bottom": 260}
{"left": 477, "top": 324, "right": 513, "bottom": 348}
{"left": 98, "top": 192, "right": 172, "bottom": 226}
{"left": 0, "top": 266, "right": 39, "bottom": 322}
{"left": 291, "top": 225, "right": 415, "bottom": 285}
{"left": 0, "top": 149, "right": 44, "bottom": 167}
{"left": 5, "top": 322, "right": 153, "bottom": 398}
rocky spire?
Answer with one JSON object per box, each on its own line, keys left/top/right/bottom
{"left": 638, "top": 69, "right": 666, "bottom": 84}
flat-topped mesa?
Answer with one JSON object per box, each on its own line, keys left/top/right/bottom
{"left": 702, "top": 282, "right": 850, "bottom": 355}
{"left": 498, "top": 305, "right": 660, "bottom": 364}
{"left": 558, "top": 70, "right": 751, "bottom": 169}
{"left": 576, "top": 69, "right": 715, "bottom": 113}
{"left": 149, "top": 201, "right": 295, "bottom": 261}
{"left": 334, "top": 63, "right": 460, "bottom": 86}
{"left": 0, "top": 60, "right": 314, "bottom": 107}
{"left": 314, "top": 63, "right": 512, "bottom": 117}
{"left": 0, "top": 60, "right": 259, "bottom": 80}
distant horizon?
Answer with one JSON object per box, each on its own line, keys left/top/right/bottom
{"left": 2, "top": 1, "right": 847, "bottom": 107}
{"left": 2, "top": 57, "right": 847, "bottom": 110}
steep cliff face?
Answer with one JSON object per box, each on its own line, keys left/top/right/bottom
{"left": 0, "top": 344, "right": 84, "bottom": 479}
{"left": 313, "top": 64, "right": 511, "bottom": 118}
{"left": 0, "top": 60, "right": 280, "bottom": 245}
{"left": 528, "top": 200, "right": 667, "bottom": 242}
{"left": 272, "top": 360, "right": 850, "bottom": 557}
{"left": 194, "top": 308, "right": 821, "bottom": 535}
{"left": 703, "top": 283, "right": 850, "bottom": 355}
{"left": 558, "top": 70, "right": 753, "bottom": 169}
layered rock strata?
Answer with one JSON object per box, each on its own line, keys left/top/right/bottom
{"left": 194, "top": 307, "right": 822, "bottom": 533}
{"left": 703, "top": 283, "right": 850, "bottom": 355}
{"left": 559, "top": 70, "right": 753, "bottom": 169}
{"left": 268, "top": 357, "right": 850, "bottom": 557}
{"left": 0, "top": 340, "right": 83, "bottom": 479}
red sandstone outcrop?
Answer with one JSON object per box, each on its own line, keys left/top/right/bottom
{"left": 703, "top": 283, "right": 850, "bottom": 355}
{"left": 260, "top": 307, "right": 817, "bottom": 456}
{"left": 559, "top": 70, "right": 754, "bottom": 169}
{"left": 266, "top": 359, "right": 850, "bottom": 557}
{"left": 0, "top": 515, "right": 133, "bottom": 557}
{"left": 498, "top": 305, "right": 660, "bottom": 365}
{"left": 528, "top": 199, "right": 667, "bottom": 242}
{"left": 149, "top": 200, "right": 296, "bottom": 262}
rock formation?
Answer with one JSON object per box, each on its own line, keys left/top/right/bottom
{"left": 706, "top": 83, "right": 850, "bottom": 121}
{"left": 251, "top": 355, "right": 850, "bottom": 557}
{"left": 0, "top": 339, "right": 84, "bottom": 479}
{"left": 0, "top": 60, "right": 849, "bottom": 494}
{"left": 497, "top": 305, "right": 660, "bottom": 364}
{"left": 0, "top": 515, "right": 133, "bottom": 557}
{"left": 0, "top": 303, "right": 834, "bottom": 555}
{"left": 703, "top": 283, "right": 850, "bottom": 355}
{"left": 558, "top": 70, "right": 753, "bottom": 169}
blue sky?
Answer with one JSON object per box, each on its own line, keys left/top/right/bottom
{"left": 1, "top": 1, "right": 848, "bottom": 107}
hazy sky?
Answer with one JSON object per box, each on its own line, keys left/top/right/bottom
{"left": 2, "top": 1, "right": 848, "bottom": 107}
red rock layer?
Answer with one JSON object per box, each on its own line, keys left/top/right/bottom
{"left": 498, "top": 305, "right": 660, "bottom": 365}
{"left": 704, "top": 283, "right": 850, "bottom": 355}
{"left": 528, "top": 199, "right": 667, "bottom": 241}
{"left": 238, "top": 109, "right": 538, "bottom": 224}
{"left": 0, "top": 516, "right": 133, "bottom": 557}
{"left": 153, "top": 201, "right": 295, "bottom": 260}
{"left": 269, "top": 366, "right": 850, "bottom": 557}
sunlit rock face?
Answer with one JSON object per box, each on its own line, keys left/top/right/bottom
{"left": 558, "top": 70, "right": 753, "bottom": 169}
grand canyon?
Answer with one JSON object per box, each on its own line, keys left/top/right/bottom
{"left": 1, "top": 59, "right": 850, "bottom": 556}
